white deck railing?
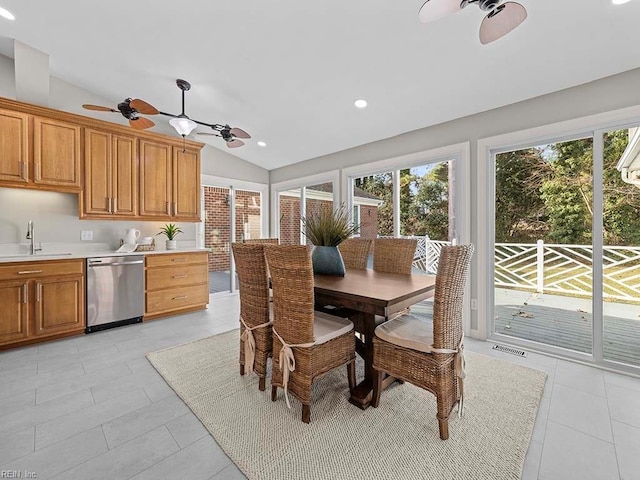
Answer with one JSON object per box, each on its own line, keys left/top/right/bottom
{"left": 410, "top": 237, "right": 640, "bottom": 303}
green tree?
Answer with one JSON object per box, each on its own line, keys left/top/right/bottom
{"left": 495, "top": 149, "right": 550, "bottom": 242}
{"left": 412, "top": 163, "right": 449, "bottom": 240}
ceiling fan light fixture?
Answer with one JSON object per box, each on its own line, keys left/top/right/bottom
{"left": 354, "top": 99, "right": 368, "bottom": 109}
{"left": 479, "top": 1, "right": 527, "bottom": 44}
{"left": 418, "top": 0, "right": 462, "bottom": 23}
{"left": 169, "top": 115, "right": 197, "bottom": 137}
{"left": 0, "top": 6, "right": 15, "bottom": 20}
{"left": 257, "top": 141, "right": 267, "bottom": 147}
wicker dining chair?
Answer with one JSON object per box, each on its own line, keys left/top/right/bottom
{"left": 244, "top": 238, "right": 280, "bottom": 244}
{"left": 231, "top": 243, "right": 273, "bottom": 391}
{"left": 338, "top": 238, "right": 372, "bottom": 270}
{"left": 370, "top": 244, "right": 474, "bottom": 440}
{"left": 264, "top": 244, "right": 356, "bottom": 423}
{"left": 373, "top": 238, "right": 418, "bottom": 274}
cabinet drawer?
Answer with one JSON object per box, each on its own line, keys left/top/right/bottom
{"left": 146, "top": 283, "right": 208, "bottom": 314}
{"left": 0, "top": 260, "right": 84, "bottom": 281}
{"left": 146, "top": 264, "right": 208, "bottom": 291}
{"left": 145, "top": 252, "right": 208, "bottom": 268}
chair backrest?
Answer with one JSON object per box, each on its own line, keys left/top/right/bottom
{"left": 263, "top": 245, "right": 315, "bottom": 344}
{"left": 432, "top": 244, "right": 474, "bottom": 351}
{"left": 231, "top": 243, "right": 270, "bottom": 328}
{"left": 244, "top": 238, "right": 280, "bottom": 244}
{"left": 338, "top": 238, "right": 372, "bottom": 270}
{"left": 373, "top": 238, "right": 418, "bottom": 274}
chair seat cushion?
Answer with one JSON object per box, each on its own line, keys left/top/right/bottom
{"left": 374, "top": 313, "right": 434, "bottom": 353}
{"left": 313, "top": 311, "right": 354, "bottom": 345}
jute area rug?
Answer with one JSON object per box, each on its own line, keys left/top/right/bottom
{"left": 147, "top": 330, "right": 546, "bottom": 480}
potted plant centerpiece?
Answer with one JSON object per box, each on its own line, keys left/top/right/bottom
{"left": 302, "top": 204, "right": 359, "bottom": 276}
{"left": 157, "top": 223, "right": 183, "bottom": 250}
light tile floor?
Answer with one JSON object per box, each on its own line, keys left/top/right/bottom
{"left": 0, "top": 295, "right": 639, "bottom": 480}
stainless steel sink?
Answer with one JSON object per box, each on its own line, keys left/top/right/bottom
{"left": 0, "top": 253, "right": 73, "bottom": 259}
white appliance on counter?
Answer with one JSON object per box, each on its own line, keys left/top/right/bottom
{"left": 86, "top": 255, "right": 144, "bottom": 333}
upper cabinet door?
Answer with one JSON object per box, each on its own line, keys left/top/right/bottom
{"left": 0, "top": 109, "right": 29, "bottom": 185}
{"left": 139, "top": 140, "right": 172, "bottom": 217}
{"left": 173, "top": 147, "right": 201, "bottom": 220}
{"left": 33, "top": 117, "right": 82, "bottom": 190}
{"left": 83, "top": 128, "right": 112, "bottom": 215}
{"left": 112, "top": 134, "right": 137, "bottom": 216}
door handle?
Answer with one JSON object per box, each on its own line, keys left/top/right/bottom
{"left": 22, "top": 284, "right": 27, "bottom": 304}
{"left": 18, "top": 270, "right": 43, "bottom": 275}
{"left": 36, "top": 283, "right": 41, "bottom": 302}
{"left": 89, "top": 261, "right": 144, "bottom": 267}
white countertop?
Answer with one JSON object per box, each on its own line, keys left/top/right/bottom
{"left": 0, "top": 248, "right": 210, "bottom": 264}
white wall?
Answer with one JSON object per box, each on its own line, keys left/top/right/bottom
{"left": 0, "top": 53, "right": 268, "bottom": 250}
{"left": 0, "top": 189, "right": 196, "bottom": 251}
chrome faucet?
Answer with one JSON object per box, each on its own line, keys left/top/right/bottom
{"left": 26, "top": 220, "right": 42, "bottom": 255}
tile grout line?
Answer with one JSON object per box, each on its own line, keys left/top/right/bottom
{"left": 545, "top": 419, "right": 615, "bottom": 445}
{"left": 605, "top": 379, "right": 625, "bottom": 480}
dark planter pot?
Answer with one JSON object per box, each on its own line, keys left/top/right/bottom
{"left": 312, "top": 246, "right": 346, "bottom": 276}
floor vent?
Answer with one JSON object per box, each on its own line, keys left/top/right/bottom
{"left": 492, "top": 344, "right": 527, "bottom": 357}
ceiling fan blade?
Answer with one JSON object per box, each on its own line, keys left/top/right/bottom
{"left": 479, "top": 2, "right": 527, "bottom": 45}
{"left": 83, "top": 104, "right": 116, "bottom": 112}
{"left": 418, "top": 0, "right": 462, "bottom": 24}
{"left": 226, "top": 139, "right": 245, "bottom": 148}
{"left": 129, "top": 117, "right": 155, "bottom": 130}
{"left": 229, "top": 128, "right": 251, "bottom": 139}
{"left": 130, "top": 99, "right": 160, "bottom": 115}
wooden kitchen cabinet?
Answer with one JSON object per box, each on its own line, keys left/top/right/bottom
{"left": 140, "top": 140, "right": 201, "bottom": 221}
{"left": 33, "top": 275, "right": 84, "bottom": 337}
{"left": 0, "top": 109, "right": 30, "bottom": 185}
{"left": 144, "top": 252, "right": 209, "bottom": 319}
{"left": 0, "top": 259, "right": 85, "bottom": 349}
{"left": 82, "top": 128, "right": 137, "bottom": 218}
{"left": 33, "top": 117, "right": 82, "bottom": 191}
{"left": 0, "top": 279, "right": 30, "bottom": 345}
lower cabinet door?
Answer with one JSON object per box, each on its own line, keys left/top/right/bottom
{"left": 0, "top": 280, "right": 30, "bottom": 346}
{"left": 34, "top": 275, "right": 84, "bottom": 336}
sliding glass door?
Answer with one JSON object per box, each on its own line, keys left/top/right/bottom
{"left": 490, "top": 128, "right": 640, "bottom": 370}
{"left": 202, "top": 178, "right": 268, "bottom": 296}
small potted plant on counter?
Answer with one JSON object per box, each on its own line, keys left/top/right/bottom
{"left": 157, "top": 223, "right": 183, "bottom": 250}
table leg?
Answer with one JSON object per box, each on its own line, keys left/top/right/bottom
{"left": 348, "top": 312, "right": 376, "bottom": 409}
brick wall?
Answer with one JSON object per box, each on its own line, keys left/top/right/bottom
{"left": 204, "top": 187, "right": 262, "bottom": 272}
{"left": 358, "top": 205, "right": 378, "bottom": 239}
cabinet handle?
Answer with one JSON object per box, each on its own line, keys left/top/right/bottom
{"left": 172, "top": 295, "right": 188, "bottom": 300}
{"left": 18, "top": 270, "right": 43, "bottom": 275}
{"left": 172, "top": 274, "right": 187, "bottom": 279}
{"left": 113, "top": 198, "right": 118, "bottom": 213}
{"left": 171, "top": 258, "right": 186, "bottom": 262}
{"left": 36, "top": 283, "right": 41, "bottom": 302}
{"left": 22, "top": 284, "right": 28, "bottom": 304}
{"left": 173, "top": 202, "right": 177, "bottom": 216}
{"left": 166, "top": 202, "right": 170, "bottom": 215}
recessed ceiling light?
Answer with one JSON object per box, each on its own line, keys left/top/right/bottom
{"left": 0, "top": 6, "right": 15, "bottom": 20}
{"left": 612, "top": 0, "right": 632, "bottom": 4}
{"left": 354, "top": 99, "right": 368, "bottom": 109}
{"left": 257, "top": 141, "right": 267, "bottom": 147}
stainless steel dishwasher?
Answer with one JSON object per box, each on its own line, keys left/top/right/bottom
{"left": 86, "top": 255, "right": 144, "bottom": 333}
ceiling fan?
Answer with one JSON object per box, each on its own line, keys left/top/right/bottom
{"left": 418, "top": 0, "right": 528, "bottom": 45}
{"left": 82, "top": 98, "right": 158, "bottom": 130}
{"left": 82, "top": 79, "right": 251, "bottom": 148}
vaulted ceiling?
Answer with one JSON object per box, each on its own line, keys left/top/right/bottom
{"left": 2, "top": 0, "right": 640, "bottom": 170}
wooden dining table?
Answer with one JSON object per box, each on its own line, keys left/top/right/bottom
{"left": 314, "top": 269, "right": 436, "bottom": 409}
